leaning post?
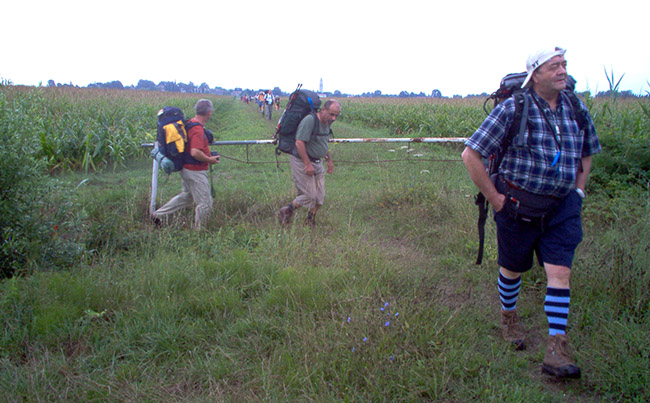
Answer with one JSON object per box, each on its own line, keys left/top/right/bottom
{"left": 150, "top": 158, "right": 159, "bottom": 216}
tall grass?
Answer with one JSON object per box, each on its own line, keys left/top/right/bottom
{"left": 0, "top": 84, "right": 648, "bottom": 400}
{"left": 585, "top": 72, "right": 650, "bottom": 194}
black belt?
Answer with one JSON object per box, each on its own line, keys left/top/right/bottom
{"left": 291, "top": 151, "right": 321, "bottom": 163}
{"left": 501, "top": 177, "right": 560, "bottom": 200}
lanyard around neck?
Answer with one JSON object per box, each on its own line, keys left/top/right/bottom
{"left": 531, "top": 95, "right": 562, "bottom": 150}
{"left": 531, "top": 94, "right": 562, "bottom": 168}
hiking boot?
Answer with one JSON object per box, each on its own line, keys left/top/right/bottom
{"left": 305, "top": 212, "right": 316, "bottom": 228}
{"left": 501, "top": 309, "right": 526, "bottom": 350}
{"left": 542, "top": 334, "right": 581, "bottom": 379}
{"left": 278, "top": 205, "right": 293, "bottom": 225}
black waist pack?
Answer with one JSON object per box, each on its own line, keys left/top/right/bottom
{"left": 496, "top": 176, "right": 561, "bottom": 222}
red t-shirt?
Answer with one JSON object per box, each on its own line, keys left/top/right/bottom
{"left": 184, "top": 119, "right": 210, "bottom": 171}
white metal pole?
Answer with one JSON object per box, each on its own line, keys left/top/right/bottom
{"left": 150, "top": 158, "right": 159, "bottom": 216}
{"left": 140, "top": 137, "right": 467, "bottom": 148}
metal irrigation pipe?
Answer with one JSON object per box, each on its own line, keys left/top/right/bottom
{"left": 141, "top": 137, "right": 468, "bottom": 165}
{"left": 140, "top": 137, "right": 467, "bottom": 148}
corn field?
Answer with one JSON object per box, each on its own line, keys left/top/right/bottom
{"left": 1, "top": 86, "right": 224, "bottom": 172}
{"left": 1, "top": 84, "right": 648, "bottom": 189}
{"left": 339, "top": 97, "right": 486, "bottom": 136}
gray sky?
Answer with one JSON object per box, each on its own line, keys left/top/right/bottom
{"left": 2, "top": 0, "right": 648, "bottom": 96}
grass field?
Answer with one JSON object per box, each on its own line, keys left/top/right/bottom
{"left": 1, "top": 85, "right": 649, "bottom": 401}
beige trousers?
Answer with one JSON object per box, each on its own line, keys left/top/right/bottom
{"left": 154, "top": 168, "right": 213, "bottom": 229}
{"left": 290, "top": 155, "right": 325, "bottom": 209}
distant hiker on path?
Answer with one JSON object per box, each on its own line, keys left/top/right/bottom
{"left": 152, "top": 99, "right": 219, "bottom": 229}
{"left": 257, "top": 92, "right": 265, "bottom": 114}
{"left": 264, "top": 90, "right": 274, "bottom": 120}
{"left": 461, "top": 47, "right": 601, "bottom": 379}
{"left": 278, "top": 99, "right": 341, "bottom": 227}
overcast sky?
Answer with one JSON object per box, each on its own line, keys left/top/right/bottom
{"left": 2, "top": 0, "right": 648, "bottom": 96}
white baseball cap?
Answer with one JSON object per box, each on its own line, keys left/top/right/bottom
{"left": 521, "top": 47, "right": 567, "bottom": 88}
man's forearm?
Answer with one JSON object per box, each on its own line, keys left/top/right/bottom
{"left": 462, "top": 148, "right": 497, "bottom": 198}
{"left": 295, "top": 140, "right": 312, "bottom": 165}
{"left": 190, "top": 148, "right": 214, "bottom": 163}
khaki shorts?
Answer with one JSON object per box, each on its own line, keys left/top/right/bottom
{"left": 290, "top": 155, "right": 325, "bottom": 209}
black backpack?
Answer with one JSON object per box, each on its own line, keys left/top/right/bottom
{"left": 273, "top": 85, "right": 322, "bottom": 156}
{"left": 151, "top": 106, "right": 213, "bottom": 174}
{"left": 474, "top": 73, "right": 588, "bottom": 264}
{"left": 152, "top": 106, "right": 188, "bottom": 173}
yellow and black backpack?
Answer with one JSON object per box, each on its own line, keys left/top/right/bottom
{"left": 152, "top": 106, "right": 189, "bottom": 173}
{"left": 151, "top": 107, "right": 214, "bottom": 174}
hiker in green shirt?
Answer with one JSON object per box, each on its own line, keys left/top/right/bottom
{"left": 278, "top": 99, "right": 341, "bottom": 227}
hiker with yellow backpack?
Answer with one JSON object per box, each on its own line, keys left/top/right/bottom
{"left": 151, "top": 99, "right": 219, "bottom": 229}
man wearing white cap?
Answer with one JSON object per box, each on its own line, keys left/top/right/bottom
{"left": 462, "top": 47, "right": 601, "bottom": 379}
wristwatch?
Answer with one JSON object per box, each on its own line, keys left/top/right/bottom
{"left": 575, "top": 188, "right": 586, "bottom": 198}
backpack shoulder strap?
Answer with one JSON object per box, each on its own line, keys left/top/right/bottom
{"left": 560, "top": 91, "right": 588, "bottom": 131}
{"left": 184, "top": 120, "right": 202, "bottom": 131}
{"left": 186, "top": 120, "right": 214, "bottom": 145}
{"left": 512, "top": 92, "right": 529, "bottom": 141}
{"left": 310, "top": 112, "right": 319, "bottom": 136}
{"left": 182, "top": 120, "right": 210, "bottom": 166}
{"left": 492, "top": 92, "right": 529, "bottom": 172}
{"left": 310, "top": 111, "right": 332, "bottom": 137}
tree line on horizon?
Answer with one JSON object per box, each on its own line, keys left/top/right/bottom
{"left": 44, "top": 79, "right": 644, "bottom": 99}
{"left": 45, "top": 78, "right": 443, "bottom": 98}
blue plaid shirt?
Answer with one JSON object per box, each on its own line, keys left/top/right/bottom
{"left": 466, "top": 89, "right": 601, "bottom": 198}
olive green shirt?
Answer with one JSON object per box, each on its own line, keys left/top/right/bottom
{"left": 295, "top": 113, "right": 331, "bottom": 159}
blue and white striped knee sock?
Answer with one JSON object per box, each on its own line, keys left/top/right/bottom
{"left": 544, "top": 287, "right": 570, "bottom": 336}
{"left": 498, "top": 270, "right": 521, "bottom": 311}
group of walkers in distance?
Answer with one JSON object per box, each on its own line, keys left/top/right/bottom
{"left": 152, "top": 46, "right": 601, "bottom": 381}
{"left": 246, "top": 90, "right": 282, "bottom": 120}
{"left": 239, "top": 91, "right": 282, "bottom": 120}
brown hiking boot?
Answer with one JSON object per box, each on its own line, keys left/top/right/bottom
{"left": 542, "top": 334, "right": 581, "bottom": 379}
{"left": 151, "top": 214, "right": 162, "bottom": 228}
{"left": 501, "top": 309, "right": 526, "bottom": 350}
{"left": 278, "top": 205, "right": 293, "bottom": 225}
{"left": 305, "top": 212, "right": 316, "bottom": 228}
